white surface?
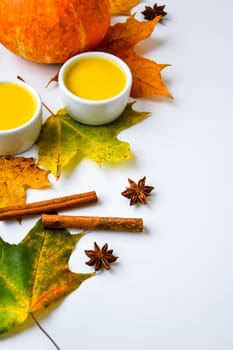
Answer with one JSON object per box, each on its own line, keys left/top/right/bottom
{"left": 1, "top": 1, "right": 233, "bottom": 349}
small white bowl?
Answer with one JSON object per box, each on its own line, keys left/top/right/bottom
{"left": 0, "top": 81, "right": 42, "bottom": 155}
{"left": 58, "top": 51, "right": 132, "bottom": 125}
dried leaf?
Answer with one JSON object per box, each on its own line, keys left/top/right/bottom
{"left": 0, "top": 156, "right": 51, "bottom": 208}
{"left": 126, "top": 54, "right": 171, "bottom": 98}
{"left": 0, "top": 219, "right": 94, "bottom": 334}
{"left": 45, "top": 72, "right": 58, "bottom": 87}
{"left": 97, "top": 16, "right": 172, "bottom": 98}
{"left": 37, "top": 103, "right": 149, "bottom": 179}
{"left": 110, "top": 0, "right": 140, "bottom": 15}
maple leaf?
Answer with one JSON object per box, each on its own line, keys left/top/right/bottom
{"left": 37, "top": 103, "right": 149, "bottom": 179}
{"left": 109, "top": 0, "right": 140, "bottom": 15}
{"left": 97, "top": 16, "right": 172, "bottom": 98}
{"left": 0, "top": 156, "right": 51, "bottom": 208}
{"left": 0, "top": 219, "right": 94, "bottom": 334}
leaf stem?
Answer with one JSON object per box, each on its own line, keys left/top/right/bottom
{"left": 17, "top": 75, "right": 55, "bottom": 115}
{"left": 30, "top": 313, "right": 61, "bottom": 350}
{"left": 42, "top": 102, "right": 55, "bottom": 116}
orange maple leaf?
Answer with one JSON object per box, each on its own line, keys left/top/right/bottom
{"left": 97, "top": 16, "right": 172, "bottom": 98}
{"left": 0, "top": 156, "right": 51, "bottom": 208}
{"left": 109, "top": 0, "right": 140, "bottom": 16}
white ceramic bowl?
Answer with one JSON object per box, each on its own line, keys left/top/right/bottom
{"left": 58, "top": 51, "right": 132, "bottom": 125}
{"left": 0, "top": 81, "right": 42, "bottom": 155}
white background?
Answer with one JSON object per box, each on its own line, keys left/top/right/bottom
{"left": 1, "top": 0, "right": 233, "bottom": 349}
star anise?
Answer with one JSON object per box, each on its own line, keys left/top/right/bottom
{"left": 142, "top": 4, "right": 167, "bottom": 21}
{"left": 121, "top": 176, "right": 154, "bottom": 205}
{"left": 85, "top": 242, "right": 118, "bottom": 271}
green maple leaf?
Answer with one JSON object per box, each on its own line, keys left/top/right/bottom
{"left": 0, "top": 220, "right": 94, "bottom": 334}
{"left": 37, "top": 102, "right": 150, "bottom": 178}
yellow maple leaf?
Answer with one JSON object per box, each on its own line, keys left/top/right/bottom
{"left": 97, "top": 16, "right": 172, "bottom": 98}
{"left": 37, "top": 103, "right": 149, "bottom": 178}
{"left": 0, "top": 156, "right": 51, "bottom": 208}
{"left": 109, "top": 0, "right": 140, "bottom": 15}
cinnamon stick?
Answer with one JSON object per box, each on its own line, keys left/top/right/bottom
{"left": 42, "top": 214, "right": 143, "bottom": 232}
{"left": 0, "top": 192, "right": 97, "bottom": 221}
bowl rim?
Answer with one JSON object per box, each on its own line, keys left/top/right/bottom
{"left": 58, "top": 51, "right": 132, "bottom": 105}
{"left": 0, "top": 80, "right": 42, "bottom": 135}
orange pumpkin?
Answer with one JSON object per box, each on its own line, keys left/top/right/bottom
{"left": 0, "top": 0, "right": 110, "bottom": 63}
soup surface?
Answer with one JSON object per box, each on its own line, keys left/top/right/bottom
{"left": 65, "top": 56, "right": 126, "bottom": 100}
{"left": 0, "top": 83, "right": 37, "bottom": 130}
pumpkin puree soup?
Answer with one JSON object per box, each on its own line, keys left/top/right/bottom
{"left": 65, "top": 56, "right": 126, "bottom": 100}
{"left": 0, "top": 82, "right": 37, "bottom": 130}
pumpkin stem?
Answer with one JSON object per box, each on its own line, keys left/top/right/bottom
{"left": 30, "top": 312, "right": 61, "bottom": 350}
